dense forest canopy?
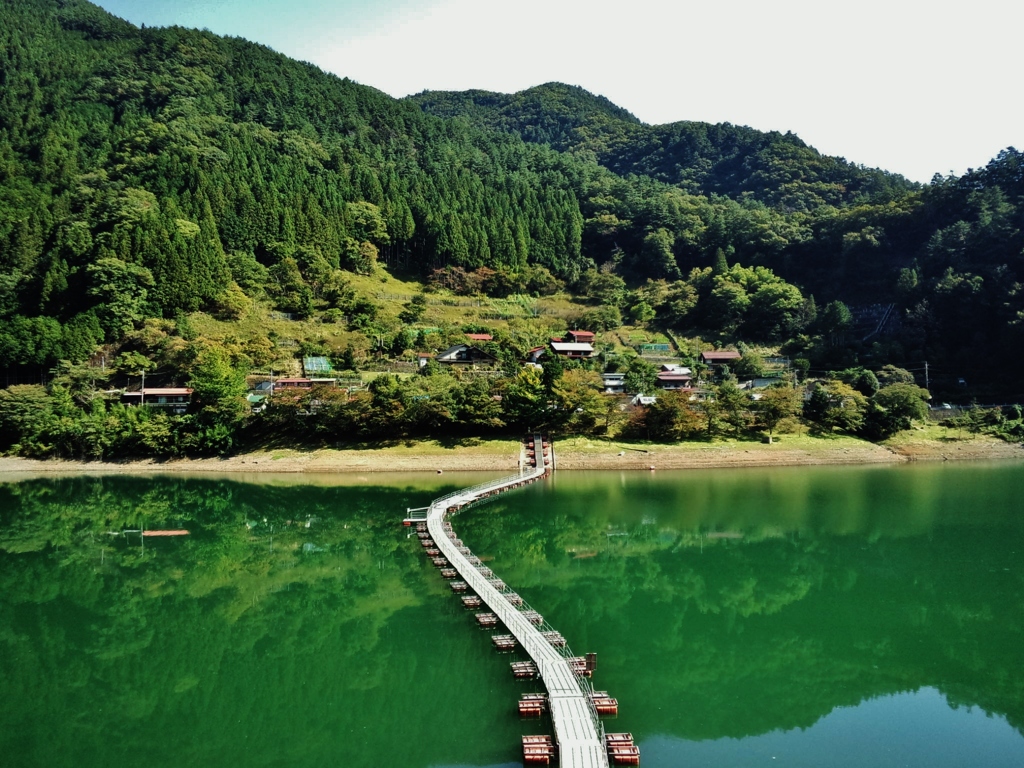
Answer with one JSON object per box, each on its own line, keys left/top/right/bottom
{"left": 0, "top": 0, "right": 1022, "bottom": 415}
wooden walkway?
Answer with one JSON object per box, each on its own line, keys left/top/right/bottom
{"left": 410, "top": 435, "right": 610, "bottom": 768}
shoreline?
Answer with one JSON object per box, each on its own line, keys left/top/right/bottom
{"left": 0, "top": 432, "right": 1020, "bottom": 477}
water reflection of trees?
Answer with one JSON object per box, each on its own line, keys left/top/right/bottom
{"left": 0, "top": 476, "right": 520, "bottom": 768}
{"left": 2, "top": 467, "right": 1022, "bottom": 760}
{"left": 457, "top": 468, "right": 1024, "bottom": 740}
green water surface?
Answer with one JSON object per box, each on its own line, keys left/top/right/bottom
{"left": 1, "top": 462, "right": 1022, "bottom": 768}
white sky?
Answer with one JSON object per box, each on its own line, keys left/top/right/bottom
{"left": 95, "top": 0, "right": 1023, "bottom": 183}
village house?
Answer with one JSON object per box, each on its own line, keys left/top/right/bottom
{"left": 550, "top": 340, "right": 594, "bottom": 359}
{"left": 546, "top": 329, "right": 596, "bottom": 359}
{"left": 274, "top": 378, "right": 337, "bottom": 390}
{"left": 521, "top": 346, "right": 546, "bottom": 370}
{"left": 121, "top": 388, "right": 193, "bottom": 415}
{"left": 274, "top": 378, "right": 314, "bottom": 389}
{"left": 525, "top": 346, "right": 546, "bottom": 364}
{"left": 565, "top": 330, "right": 595, "bottom": 344}
{"left": 434, "top": 344, "right": 499, "bottom": 367}
{"left": 656, "top": 372, "right": 693, "bottom": 390}
{"left": 601, "top": 372, "right": 626, "bottom": 394}
{"left": 655, "top": 363, "right": 693, "bottom": 390}
{"left": 700, "top": 350, "right": 741, "bottom": 367}
{"left": 464, "top": 333, "right": 493, "bottom": 342}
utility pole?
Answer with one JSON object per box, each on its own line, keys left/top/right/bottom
{"left": 924, "top": 361, "right": 930, "bottom": 392}
{"left": 140, "top": 369, "right": 146, "bottom": 405}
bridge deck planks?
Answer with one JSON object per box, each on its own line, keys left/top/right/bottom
{"left": 425, "top": 435, "right": 608, "bottom": 768}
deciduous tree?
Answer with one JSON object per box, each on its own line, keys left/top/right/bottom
{"left": 755, "top": 385, "right": 803, "bottom": 437}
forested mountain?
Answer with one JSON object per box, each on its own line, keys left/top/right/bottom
{"left": 409, "top": 83, "right": 644, "bottom": 158}
{"left": 0, "top": 0, "right": 1022, "bottom": 402}
{"left": 409, "top": 83, "right": 916, "bottom": 209}
{"left": 0, "top": 0, "right": 591, "bottom": 362}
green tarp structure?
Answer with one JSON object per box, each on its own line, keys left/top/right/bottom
{"left": 303, "top": 356, "right": 333, "bottom": 375}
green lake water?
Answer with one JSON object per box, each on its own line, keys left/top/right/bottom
{"left": 1, "top": 462, "right": 1023, "bottom": 768}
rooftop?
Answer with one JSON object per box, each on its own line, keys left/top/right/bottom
{"left": 123, "top": 388, "right": 193, "bottom": 396}
{"left": 550, "top": 342, "right": 594, "bottom": 352}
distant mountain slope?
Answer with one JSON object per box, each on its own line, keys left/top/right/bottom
{"left": 1, "top": 1, "right": 1022, "bottom": 395}
{"left": 409, "top": 83, "right": 916, "bottom": 210}
{"left": 410, "top": 82, "right": 642, "bottom": 153}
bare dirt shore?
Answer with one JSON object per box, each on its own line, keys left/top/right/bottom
{"left": 885, "top": 430, "right": 1024, "bottom": 463}
{"left": 0, "top": 431, "right": 1020, "bottom": 477}
{"left": 0, "top": 440, "right": 525, "bottom": 476}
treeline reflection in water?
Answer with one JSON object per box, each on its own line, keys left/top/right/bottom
{"left": 1, "top": 462, "right": 1022, "bottom": 768}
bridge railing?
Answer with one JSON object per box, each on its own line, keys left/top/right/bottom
{"left": 432, "top": 434, "right": 549, "bottom": 510}
{"left": 503, "top": 592, "right": 605, "bottom": 734}
{"left": 406, "top": 466, "right": 542, "bottom": 522}
{"left": 434, "top": 509, "right": 605, "bottom": 736}
{"left": 418, "top": 437, "right": 606, "bottom": 736}
{"left": 430, "top": 466, "right": 539, "bottom": 509}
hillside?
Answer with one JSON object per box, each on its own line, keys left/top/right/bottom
{"left": 0, "top": 0, "right": 1022, "bottom": 464}
{"left": 0, "top": 0, "right": 594, "bottom": 350}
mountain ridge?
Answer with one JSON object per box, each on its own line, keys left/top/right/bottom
{"left": 407, "top": 82, "right": 916, "bottom": 210}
